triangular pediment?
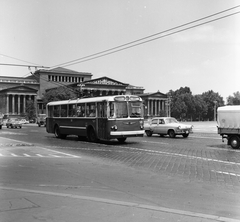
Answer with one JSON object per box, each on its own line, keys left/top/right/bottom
{"left": 139, "top": 91, "right": 168, "bottom": 98}
{"left": 36, "top": 67, "right": 92, "bottom": 76}
{"left": 0, "top": 85, "right": 38, "bottom": 94}
{"left": 84, "top": 76, "right": 128, "bottom": 86}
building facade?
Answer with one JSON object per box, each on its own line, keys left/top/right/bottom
{"left": 0, "top": 67, "right": 168, "bottom": 119}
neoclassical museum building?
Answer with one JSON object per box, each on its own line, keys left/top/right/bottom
{"left": 0, "top": 67, "right": 168, "bottom": 119}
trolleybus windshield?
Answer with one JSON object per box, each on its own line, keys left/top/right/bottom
{"left": 109, "top": 101, "right": 143, "bottom": 118}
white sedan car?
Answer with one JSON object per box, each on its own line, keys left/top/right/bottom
{"left": 144, "top": 117, "right": 193, "bottom": 138}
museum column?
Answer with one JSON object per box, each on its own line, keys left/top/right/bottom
{"left": 6, "top": 94, "right": 9, "bottom": 114}
{"left": 18, "top": 95, "right": 20, "bottom": 114}
{"left": 12, "top": 94, "right": 15, "bottom": 114}
{"left": 23, "top": 95, "right": 26, "bottom": 114}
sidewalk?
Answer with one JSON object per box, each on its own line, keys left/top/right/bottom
{"left": 1, "top": 186, "right": 237, "bottom": 222}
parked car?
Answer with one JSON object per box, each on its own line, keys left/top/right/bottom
{"left": 144, "top": 117, "right": 193, "bottom": 138}
{"left": 20, "top": 119, "right": 29, "bottom": 124}
{"left": 6, "top": 118, "right": 22, "bottom": 129}
{"left": 37, "top": 114, "right": 46, "bottom": 127}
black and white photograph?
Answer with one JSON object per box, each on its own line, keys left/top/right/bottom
{"left": 0, "top": 1, "right": 240, "bottom": 221}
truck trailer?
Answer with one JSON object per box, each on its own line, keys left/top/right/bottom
{"left": 217, "top": 105, "right": 240, "bottom": 149}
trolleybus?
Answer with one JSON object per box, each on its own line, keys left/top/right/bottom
{"left": 46, "top": 95, "right": 144, "bottom": 143}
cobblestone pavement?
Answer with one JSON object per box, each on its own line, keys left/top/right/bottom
{"left": 43, "top": 134, "right": 240, "bottom": 188}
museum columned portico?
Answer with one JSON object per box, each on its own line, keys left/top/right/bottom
{"left": 5, "top": 94, "right": 36, "bottom": 116}
{"left": 0, "top": 85, "right": 38, "bottom": 117}
{"left": 139, "top": 91, "right": 168, "bottom": 118}
{"left": 145, "top": 99, "right": 167, "bottom": 116}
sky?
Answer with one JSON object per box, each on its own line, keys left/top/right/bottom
{"left": 0, "top": 0, "right": 240, "bottom": 102}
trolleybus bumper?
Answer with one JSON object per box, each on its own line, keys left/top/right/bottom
{"left": 110, "top": 130, "right": 144, "bottom": 137}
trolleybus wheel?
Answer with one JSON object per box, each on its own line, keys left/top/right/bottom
{"left": 54, "top": 125, "right": 66, "bottom": 139}
{"left": 229, "top": 136, "right": 240, "bottom": 149}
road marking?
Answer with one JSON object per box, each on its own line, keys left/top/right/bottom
{"left": 37, "top": 146, "right": 81, "bottom": 158}
{"left": 11, "top": 153, "right": 17, "bottom": 157}
{"left": 191, "top": 135, "right": 220, "bottom": 140}
{"left": 142, "top": 140, "right": 169, "bottom": 145}
{"left": 49, "top": 154, "right": 61, "bottom": 158}
{"left": 36, "top": 154, "right": 43, "bottom": 157}
{"left": 24, "top": 154, "right": 31, "bottom": 157}
{"left": 0, "top": 186, "right": 238, "bottom": 222}
{"left": 211, "top": 170, "right": 240, "bottom": 177}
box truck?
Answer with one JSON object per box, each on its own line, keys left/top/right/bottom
{"left": 217, "top": 105, "right": 240, "bottom": 149}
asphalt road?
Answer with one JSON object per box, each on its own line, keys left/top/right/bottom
{"left": 0, "top": 122, "right": 240, "bottom": 222}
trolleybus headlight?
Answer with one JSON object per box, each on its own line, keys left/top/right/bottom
{"left": 139, "top": 120, "right": 144, "bottom": 129}
{"left": 111, "top": 125, "right": 118, "bottom": 131}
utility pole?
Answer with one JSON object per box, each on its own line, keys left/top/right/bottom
{"left": 77, "top": 83, "right": 85, "bottom": 98}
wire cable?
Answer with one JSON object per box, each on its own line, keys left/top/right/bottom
{"left": 0, "top": 53, "right": 42, "bottom": 66}
{"left": 50, "top": 5, "right": 240, "bottom": 69}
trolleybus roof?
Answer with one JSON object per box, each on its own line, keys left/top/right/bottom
{"left": 47, "top": 95, "right": 142, "bottom": 106}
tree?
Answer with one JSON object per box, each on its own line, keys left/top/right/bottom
{"left": 227, "top": 91, "right": 240, "bottom": 105}
{"left": 168, "top": 87, "right": 195, "bottom": 120}
{"left": 42, "top": 86, "right": 77, "bottom": 106}
{"left": 201, "top": 90, "right": 224, "bottom": 120}
{"left": 25, "top": 100, "right": 36, "bottom": 121}
{"left": 168, "top": 88, "right": 224, "bottom": 121}
{"left": 192, "top": 95, "right": 207, "bottom": 121}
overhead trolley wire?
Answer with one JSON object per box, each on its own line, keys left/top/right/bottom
{"left": 0, "top": 53, "right": 42, "bottom": 66}
{"left": 14, "top": 5, "right": 240, "bottom": 96}
{"left": 50, "top": 5, "right": 240, "bottom": 69}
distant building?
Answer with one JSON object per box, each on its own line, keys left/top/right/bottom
{"left": 0, "top": 67, "right": 168, "bottom": 119}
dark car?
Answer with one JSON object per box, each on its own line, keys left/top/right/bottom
{"left": 0, "top": 117, "right": 3, "bottom": 129}
{"left": 6, "top": 118, "right": 22, "bottom": 129}
{"left": 37, "top": 114, "right": 46, "bottom": 127}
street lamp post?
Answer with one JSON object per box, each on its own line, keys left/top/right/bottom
{"left": 213, "top": 100, "right": 217, "bottom": 121}
{"left": 167, "top": 96, "right": 171, "bottom": 117}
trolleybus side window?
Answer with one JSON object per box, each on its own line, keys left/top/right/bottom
{"left": 53, "top": 105, "right": 60, "bottom": 117}
{"left": 77, "top": 103, "right": 85, "bottom": 117}
{"left": 48, "top": 106, "right": 54, "bottom": 117}
{"left": 61, "top": 105, "right": 67, "bottom": 117}
{"left": 68, "top": 104, "right": 76, "bottom": 117}
{"left": 86, "top": 103, "right": 96, "bottom": 117}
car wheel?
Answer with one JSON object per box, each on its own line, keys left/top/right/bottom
{"left": 19, "top": 126, "right": 22, "bottom": 129}
{"left": 182, "top": 133, "right": 189, "bottom": 138}
{"left": 168, "top": 130, "right": 176, "bottom": 138}
{"left": 145, "top": 130, "right": 152, "bottom": 137}
{"left": 229, "top": 136, "right": 240, "bottom": 149}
